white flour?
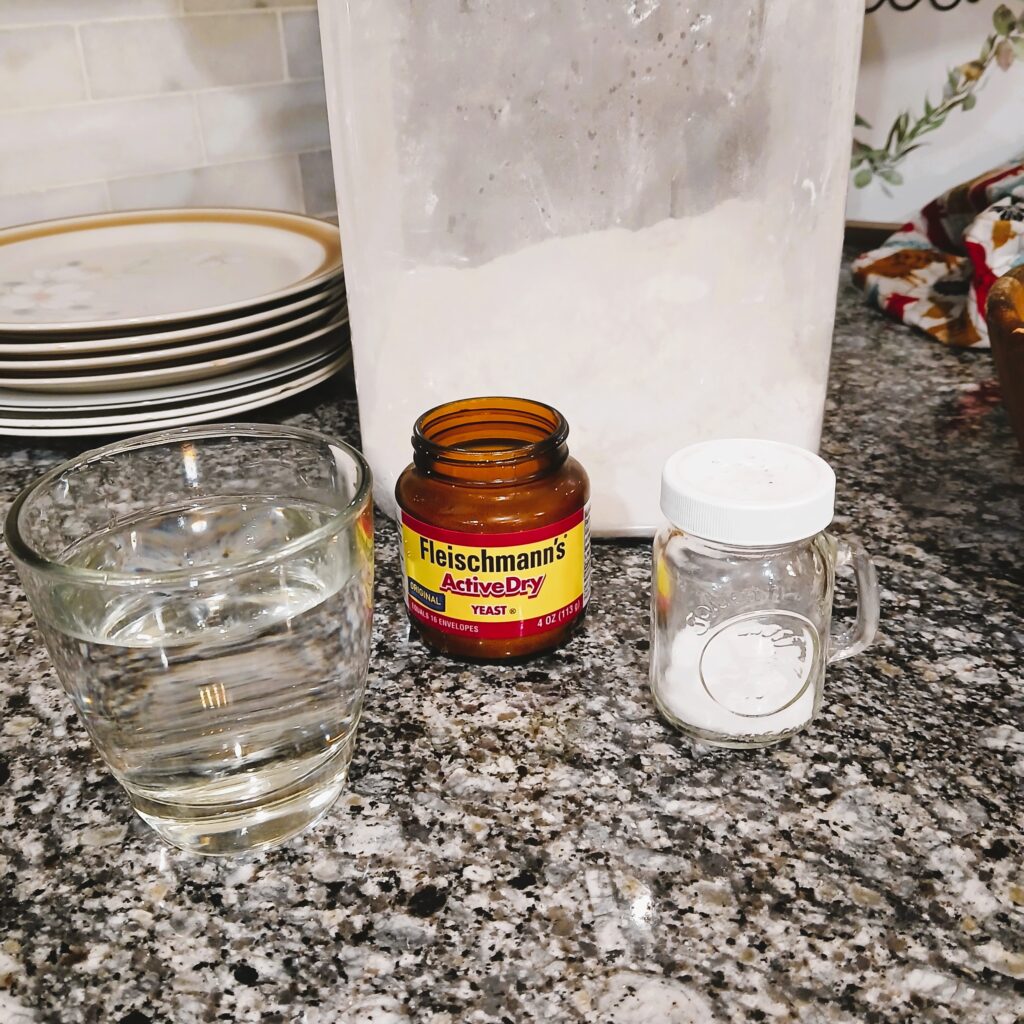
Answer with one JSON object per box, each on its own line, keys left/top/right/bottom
{"left": 350, "top": 200, "right": 835, "bottom": 535}
{"left": 321, "top": 0, "right": 863, "bottom": 534}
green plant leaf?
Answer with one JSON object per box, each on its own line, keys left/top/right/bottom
{"left": 849, "top": 147, "right": 873, "bottom": 169}
{"left": 884, "top": 110, "right": 912, "bottom": 151}
{"left": 849, "top": 10, "right": 1018, "bottom": 194}
{"left": 994, "top": 4, "right": 1016, "bottom": 35}
{"left": 884, "top": 116, "right": 901, "bottom": 150}
{"left": 854, "top": 113, "right": 872, "bottom": 129}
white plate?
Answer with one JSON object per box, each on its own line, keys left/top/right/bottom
{"left": 0, "top": 314, "right": 349, "bottom": 392}
{"left": 0, "top": 349, "right": 348, "bottom": 429}
{"left": 0, "top": 349, "right": 344, "bottom": 426}
{"left": 0, "top": 278, "right": 345, "bottom": 355}
{"left": 0, "top": 353, "right": 351, "bottom": 437}
{"left": 0, "top": 208, "right": 343, "bottom": 332}
{"left": 0, "top": 335, "right": 348, "bottom": 412}
{"left": 0, "top": 298, "right": 347, "bottom": 371}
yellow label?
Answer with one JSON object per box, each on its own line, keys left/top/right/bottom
{"left": 400, "top": 506, "right": 590, "bottom": 640}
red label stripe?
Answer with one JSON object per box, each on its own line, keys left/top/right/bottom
{"left": 407, "top": 596, "right": 585, "bottom": 639}
{"left": 400, "top": 507, "right": 584, "bottom": 548}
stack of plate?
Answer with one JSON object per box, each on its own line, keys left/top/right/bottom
{"left": 0, "top": 208, "right": 349, "bottom": 438}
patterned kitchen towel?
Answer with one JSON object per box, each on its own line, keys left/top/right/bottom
{"left": 852, "top": 159, "right": 1024, "bottom": 348}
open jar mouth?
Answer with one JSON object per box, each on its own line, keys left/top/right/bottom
{"left": 4, "top": 423, "right": 372, "bottom": 589}
{"left": 412, "top": 396, "right": 569, "bottom": 470}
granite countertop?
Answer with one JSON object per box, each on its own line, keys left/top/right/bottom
{"left": 1, "top": 262, "right": 1022, "bottom": 1024}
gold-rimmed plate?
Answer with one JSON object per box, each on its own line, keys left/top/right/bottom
{"left": 0, "top": 350, "right": 351, "bottom": 437}
{"left": 0, "top": 335, "right": 346, "bottom": 412}
{"left": 0, "top": 208, "right": 343, "bottom": 333}
{"left": 0, "top": 315, "right": 348, "bottom": 393}
{"left": 0, "top": 278, "right": 345, "bottom": 355}
{"left": 0, "top": 298, "right": 347, "bottom": 371}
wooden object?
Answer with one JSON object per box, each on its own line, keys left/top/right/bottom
{"left": 986, "top": 266, "right": 1024, "bottom": 456}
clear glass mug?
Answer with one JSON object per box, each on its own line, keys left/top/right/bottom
{"left": 651, "top": 528, "right": 879, "bottom": 748}
{"left": 5, "top": 424, "right": 374, "bottom": 856}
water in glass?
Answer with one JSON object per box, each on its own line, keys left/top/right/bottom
{"left": 40, "top": 496, "right": 371, "bottom": 855}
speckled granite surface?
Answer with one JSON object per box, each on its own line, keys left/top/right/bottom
{"left": 1, "top": 262, "right": 1022, "bottom": 1024}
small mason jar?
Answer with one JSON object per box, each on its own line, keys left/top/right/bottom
{"left": 650, "top": 439, "right": 879, "bottom": 748}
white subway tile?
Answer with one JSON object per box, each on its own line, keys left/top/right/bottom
{"left": 108, "top": 155, "right": 304, "bottom": 211}
{"left": 0, "top": 0, "right": 182, "bottom": 27}
{"left": 282, "top": 9, "right": 321, "bottom": 80}
{"left": 0, "top": 26, "right": 86, "bottom": 111}
{"left": 81, "top": 14, "right": 283, "bottom": 99}
{"left": 299, "top": 149, "right": 336, "bottom": 217}
{"left": 184, "top": 0, "right": 312, "bottom": 11}
{"left": 197, "top": 80, "right": 329, "bottom": 162}
{"left": 0, "top": 183, "right": 109, "bottom": 230}
{"left": 0, "top": 95, "right": 203, "bottom": 194}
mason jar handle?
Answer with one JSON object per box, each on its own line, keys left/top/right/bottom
{"left": 829, "top": 534, "right": 879, "bottom": 664}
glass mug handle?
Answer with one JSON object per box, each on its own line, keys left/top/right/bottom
{"left": 828, "top": 534, "right": 880, "bottom": 664}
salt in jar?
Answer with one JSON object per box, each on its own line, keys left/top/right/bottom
{"left": 650, "top": 439, "right": 879, "bottom": 748}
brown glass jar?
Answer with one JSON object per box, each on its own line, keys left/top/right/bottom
{"left": 395, "top": 396, "right": 591, "bottom": 661}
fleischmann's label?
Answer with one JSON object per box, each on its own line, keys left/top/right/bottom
{"left": 401, "top": 506, "right": 590, "bottom": 639}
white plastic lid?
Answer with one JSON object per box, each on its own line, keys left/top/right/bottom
{"left": 660, "top": 439, "right": 836, "bottom": 546}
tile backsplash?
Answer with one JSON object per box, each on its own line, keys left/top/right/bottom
{"left": 0, "top": 0, "right": 337, "bottom": 229}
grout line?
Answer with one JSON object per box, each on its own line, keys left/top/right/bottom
{"left": 0, "top": 7, "right": 318, "bottom": 31}
{"left": 0, "top": 175, "right": 126, "bottom": 204}
{"left": 3, "top": 153, "right": 209, "bottom": 197}
{"left": 191, "top": 93, "right": 209, "bottom": 166}
{"left": 293, "top": 153, "right": 310, "bottom": 215}
{"left": 72, "top": 24, "right": 93, "bottom": 103}
{"left": 0, "top": 77, "right": 327, "bottom": 117}
{"left": 102, "top": 153, "right": 290, "bottom": 187}
{"left": 0, "top": 175, "right": 129, "bottom": 196}
{"left": 0, "top": 154, "right": 295, "bottom": 204}
{"left": 276, "top": 9, "right": 291, "bottom": 82}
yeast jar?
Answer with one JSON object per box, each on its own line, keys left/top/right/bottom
{"left": 395, "top": 397, "right": 590, "bottom": 660}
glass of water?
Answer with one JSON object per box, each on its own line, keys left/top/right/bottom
{"left": 5, "top": 424, "right": 374, "bottom": 856}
